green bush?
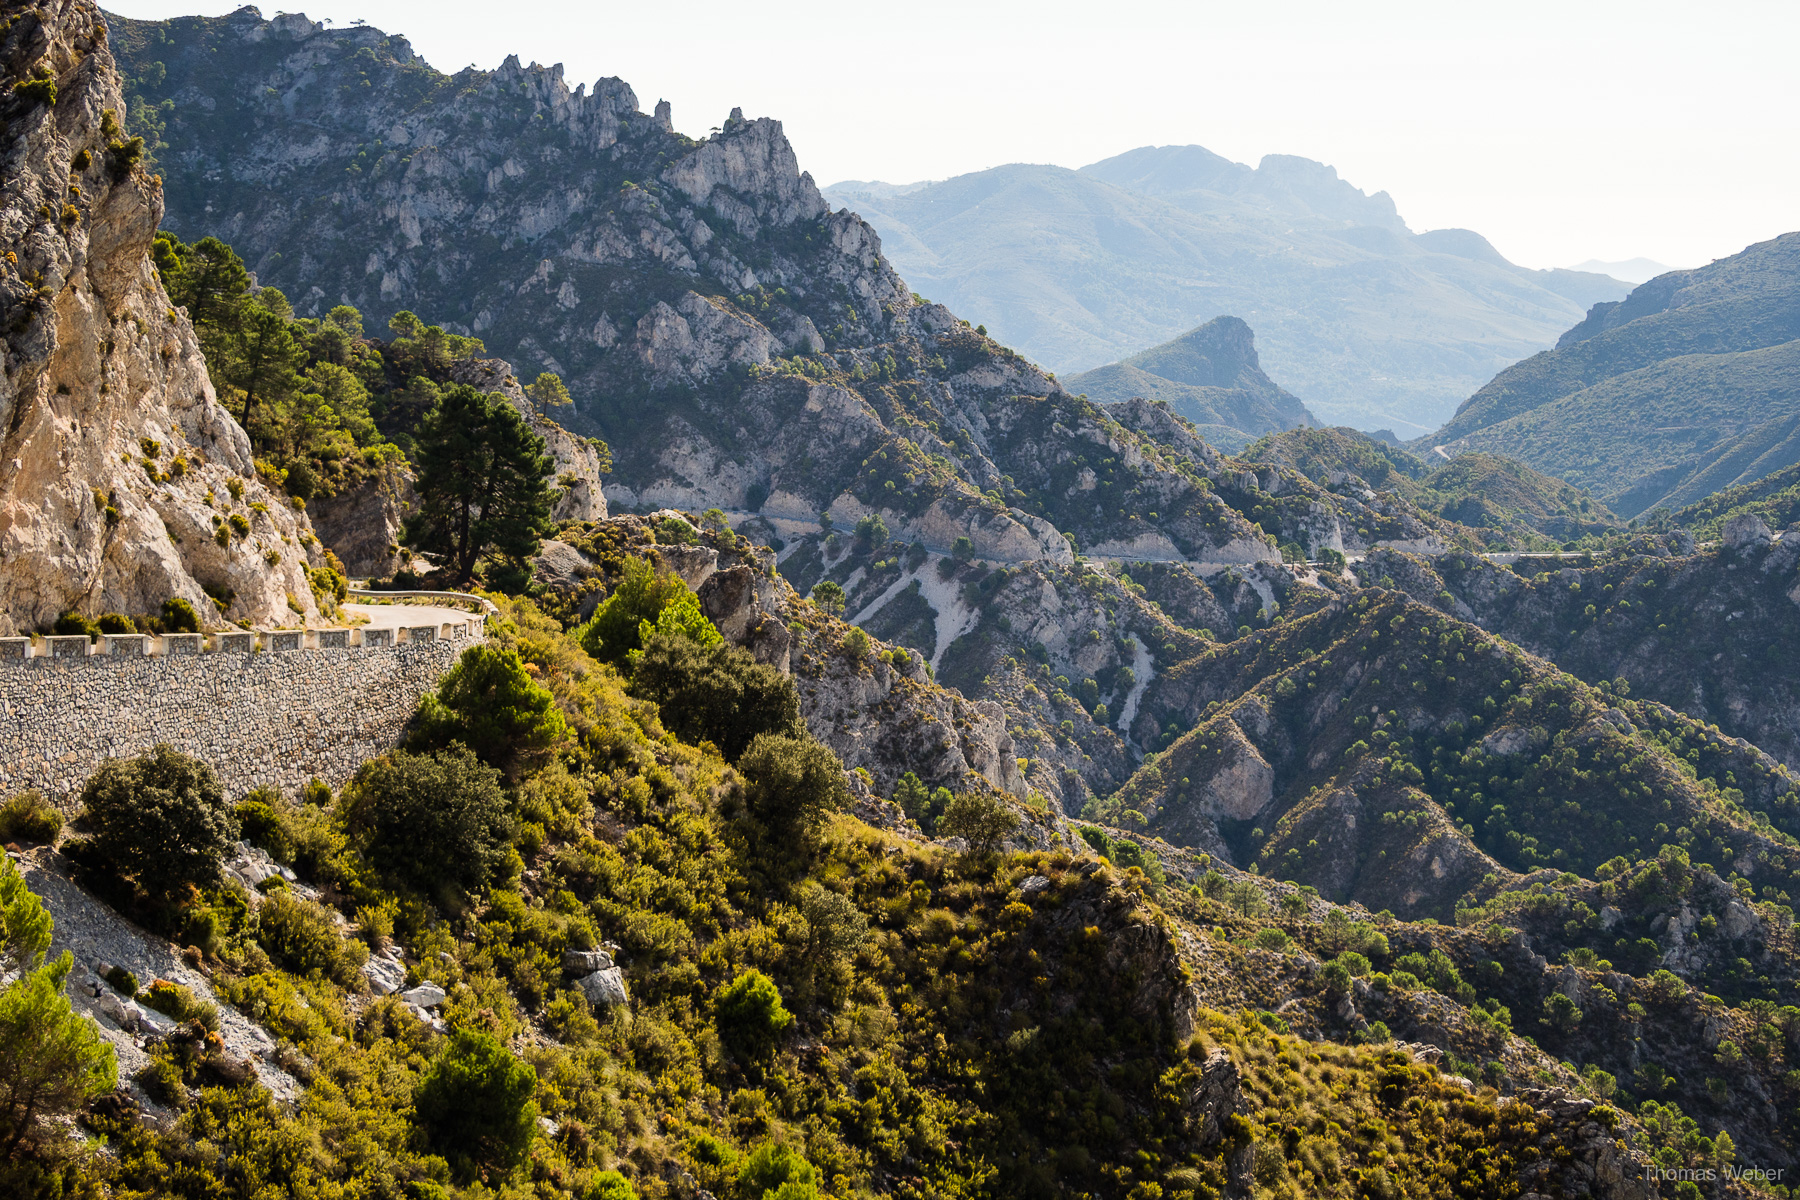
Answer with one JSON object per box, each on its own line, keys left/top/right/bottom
{"left": 578, "top": 558, "right": 718, "bottom": 665}
{"left": 414, "top": 1028, "right": 539, "bottom": 1182}
{"left": 140, "top": 979, "right": 219, "bottom": 1029}
{"left": 893, "top": 772, "right": 951, "bottom": 833}
{"left": 0, "top": 792, "right": 62, "bottom": 844}
{"left": 809, "top": 581, "right": 845, "bottom": 615}
{"left": 735, "top": 733, "right": 848, "bottom": 855}
{"left": 736, "top": 1142, "right": 817, "bottom": 1200}
{"left": 52, "top": 612, "right": 99, "bottom": 641}
{"left": 234, "top": 790, "right": 294, "bottom": 863}
{"left": 628, "top": 633, "right": 800, "bottom": 761}
{"left": 938, "top": 791, "right": 1019, "bottom": 857}
{"left": 78, "top": 744, "right": 238, "bottom": 898}
{"left": 341, "top": 745, "right": 511, "bottom": 902}
{"left": 411, "top": 644, "right": 566, "bottom": 769}
{"left": 715, "top": 969, "right": 793, "bottom": 1060}
{"left": 586, "top": 1170, "right": 637, "bottom": 1200}
{"left": 160, "top": 597, "right": 202, "bottom": 633}
{"left": 95, "top": 613, "right": 136, "bottom": 635}
{"left": 253, "top": 891, "right": 367, "bottom": 986}
{"left": 103, "top": 965, "right": 139, "bottom": 998}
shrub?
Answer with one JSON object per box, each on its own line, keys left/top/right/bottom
{"left": 52, "top": 612, "right": 99, "bottom": 641}
{"left": 579, "top": 558, "right": 718, "bottom": 665}
{"left": 587, "top": 1170, "right": 637, "bottom": 1200}
{"left": 716, "top": 969, "right": 793, "bottom": 1060}
{"left": 160, "top": 597, "right": 202, "bottom": 633}
{"left": 938, "top": 791, "right": 1019, "bottom": 857}
{"left": 629, "top": 633, "right": 801, "bottom": 761}
{"left": 341, "top": 746, "right": 511, "bottom": 902}
{"left": 103, "top": 965, "right": 139, "bottom": 998}
{"left": 411, "top": 644, "right": 566, "bottom": 769}
{"left": 253, "top": 891, "right": 367, "bottom": 986}
{"left": 737, "top": 1142, "right": 817, "bottom": 1200}
{"left": 414, "top": 1028, "right": 539, "bottom": 1182}
{"left": 95, "top": 612, "right": 135, "bottom": 635}
{"left": 0, "top": 791, "right": 62, "bottom": 844}
{"left": 234, "top": 789, "right": 294, "bottom": 863}
{"left": 78, "top": 744, "right": 238, "bottom": 898}
{"left": 1543, "top": 992, "right": 1583, "bottom": 1032}
{"left": 736, "top": 733, "right": 848, "bottom": 853}
{"left": 141, "top": 979, "right": 220, "bottom": 1029}
{"left": 841, "top": 627, "right": 871, "bottom": 660}
{"left": 1253, "top": 927, "right": 1292, "bottom": 952}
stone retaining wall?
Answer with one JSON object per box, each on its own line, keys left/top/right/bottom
{"left": 0, "top": 630, "right": 481, "bottom": 803}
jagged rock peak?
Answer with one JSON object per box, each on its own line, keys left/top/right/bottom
{"left": 0, "top": 0, "right": 322, "bottom": 634}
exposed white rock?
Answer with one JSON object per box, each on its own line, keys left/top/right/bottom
{"left": 0, "top": 8, "right": 325, "bottom": 634}
{"left": 363, "top": 954, "right": 407, "bottom": 996}
{"left": 576, "top": 966, "right": 629, "bottom": 1006}
{"left": 400, "top": 982, "right": 446, "bottom": 1008}
{"left": 562, "top": 948, "right": 614, "bottom": 974}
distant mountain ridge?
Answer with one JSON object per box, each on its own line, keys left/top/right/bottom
{"left": 1429, "top": 232, "right": 1800, "bottom": 516}
{"left": 1567, "top": 256, "right": 1674, "bottom": 284}
{"left": 825, "top": 147, "right": 1628, "bottom": 434}
{"left": 1064, "top": 317, "right": 1315, "bottom": 451}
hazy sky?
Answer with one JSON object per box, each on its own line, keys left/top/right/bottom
{"left": 108, "top": 0, "right": 1798, "bottom": 272}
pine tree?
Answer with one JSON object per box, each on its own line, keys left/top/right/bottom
{"left": 402, "top": 384, "right": 556, "bottom": 586}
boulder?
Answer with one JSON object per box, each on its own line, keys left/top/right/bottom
{"left": 363, "top": 956, "right": 407, "bottom": 996}
{"left": 1186, "top": 1048, "right": 1243, "bottom": 1145}
{"left": 562, "top": 948, "right": 614, "bottom": 975}
{"left": 1723, "top": 512, "right": 1773, "bottom": 549}
{"left": 576, "top": 966, "right": 629, "bottom": 1007}
{"left": 399, "top": 982, "right": 446, "bottom": 1008}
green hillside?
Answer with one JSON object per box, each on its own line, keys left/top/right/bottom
{"left": 1243, "top": 428, "right": 1620, "bottom": 547}
{"left": 1065, "top": 317, "right": 1316, "bottom": 451}
{"left": 1429, "top": 233, "right": 1800, "bottom": 515}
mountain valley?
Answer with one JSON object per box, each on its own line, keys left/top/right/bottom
{"left": 824, "top": 150, "right": 1628, "bottom": 434}
{"left": 0, "top": 4, "right": 1794, "bottom": 1199}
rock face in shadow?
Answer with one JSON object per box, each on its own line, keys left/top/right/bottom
{"left": 0, "top": 0, "right": 322, "bottom": 633}
{"left": 304, "top": 463, "right": 414, "bottom": 579}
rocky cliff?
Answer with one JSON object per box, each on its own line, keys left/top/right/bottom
{"left": 108, "top": 7, "right": 1477, "bottom": 582}
{"left": 0, "top": 0, "right": 321, "bottom": 634}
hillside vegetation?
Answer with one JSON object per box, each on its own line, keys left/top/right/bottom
{"left": 1244, "top": 428, "right": 1622, "bottom": 548}
{"left": 1065, "top": 317, "right": 1316, "bottom": 451}
{"left": 1429, "top": 232, "right": 1800, "bottom": 516}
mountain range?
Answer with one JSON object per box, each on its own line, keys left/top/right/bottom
{"left": 1428, "top": 231, "right": 1800, "bottom": 515}
{"left": 1062, "top": 316, "right": 1315, "bottom": 451}
{"left": 823, "top": 149, "right": 1629, "bottom": 434}
{"left": 2, "top": 6, "right": 1797, "bottom": 1196}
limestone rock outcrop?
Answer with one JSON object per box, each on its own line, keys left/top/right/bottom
{"left": 445, "top": 358, "right": 608, "bottom": 525}
{"left": 304, "top": 462, "right": 414, "bottom": 579}
{"left": 0, "top": 0, "right": 322, "bottom": 633}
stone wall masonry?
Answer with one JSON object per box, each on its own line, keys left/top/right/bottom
{"left": 0, "top": 628, "right": 483, "bottom": 804}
